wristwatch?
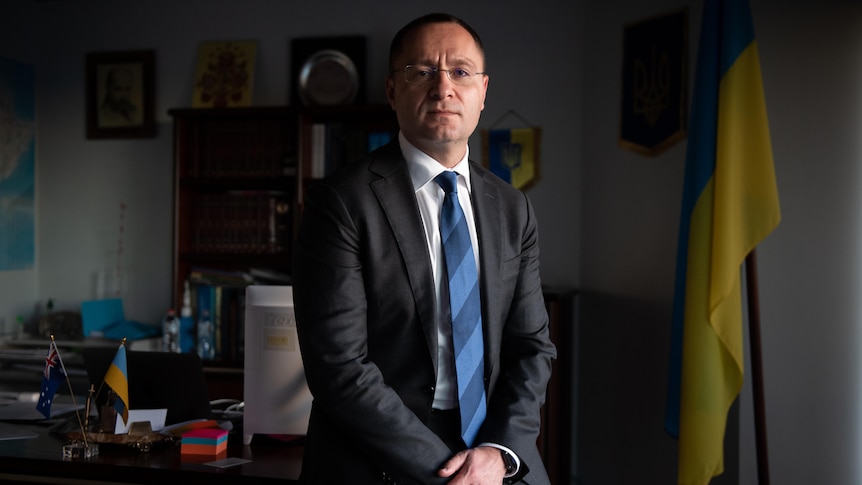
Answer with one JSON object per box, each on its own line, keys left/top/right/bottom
{"left": 500, "top": 449, "right": 517, "bottom": 475}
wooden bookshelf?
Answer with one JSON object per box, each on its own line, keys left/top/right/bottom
{"left": 169, "top": 105, "right": 397, "bottom": 367}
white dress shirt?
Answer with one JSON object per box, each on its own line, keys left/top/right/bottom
{"left": 399, "top": 133, "right": 521, "bottom": 476}
{"left": 400, "top": 132, "right": 479, "bottom": 410}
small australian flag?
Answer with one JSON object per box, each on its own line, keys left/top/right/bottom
{"left": 36, "top": 343, "right": 66, "bottom": 419}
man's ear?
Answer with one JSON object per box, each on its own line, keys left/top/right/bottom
{"left": 480, "top": 75, "right": 489, "bottom": 111}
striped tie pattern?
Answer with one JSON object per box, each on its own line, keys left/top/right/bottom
{"left": 434, "top": 171, "right": 487, "bottom": 447}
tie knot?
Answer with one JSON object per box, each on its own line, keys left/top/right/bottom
{"left": 434, "top": 171, "right": 458, "bottom": 194}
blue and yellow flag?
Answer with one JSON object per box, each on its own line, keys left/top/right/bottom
{"left": 486, "top": 128, "right": 539, "bottom": 190}
{"left": 665, "top": 0, "right": 780, "bottom": 483}
{"left": 104, "top": 344, "right": 129, "bottom": 423}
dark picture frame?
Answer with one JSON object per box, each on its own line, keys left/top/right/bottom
{"left": 86, "top": 50, "right": 155, "bottom": 139}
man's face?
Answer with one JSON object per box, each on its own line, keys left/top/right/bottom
{"left": 385, "top": 22, "right": 488, "bottom": 158}
{"left": 108, "top": 68, "right": 134, "bottom": 102}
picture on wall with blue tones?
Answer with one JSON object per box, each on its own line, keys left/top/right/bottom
{"left": 0, "top": 57, "right": 35, "bottom": 271}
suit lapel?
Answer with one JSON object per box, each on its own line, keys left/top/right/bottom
{"left": 369, "top": 145, "right": 439, "bottom": 369}
{"left": 469, "top": 163, "right": 503, "bottom": 376}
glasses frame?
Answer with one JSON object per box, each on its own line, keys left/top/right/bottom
{"left": 391, "top": 65, "right": 486, "bottom": 85}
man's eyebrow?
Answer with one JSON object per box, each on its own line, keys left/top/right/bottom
{"left": 410, "top": 57, "right": 480, "bottom": 68}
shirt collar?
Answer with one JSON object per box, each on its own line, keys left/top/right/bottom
{"left": 399, "top": 131, "right": 472, "bottom": 193}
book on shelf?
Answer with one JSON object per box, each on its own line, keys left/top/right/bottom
{"left": 368, "top": 130, "right": 393, "bottom": 152}
{"left": 248, "top": 267, "right": 292, "bottom": 285}
{"left": 309, "top": 122, "right": 395, "bottom": 178}
{"left": 190, "top": 119, "right": 297, "bottom": 179}
{"left": 192, "top": 282, "right": 247, "bottom": 365}
{"left": 188, "top": 267, "right": 254, "bottom": 287}
{"left": 190, "top": 191, "right": 291, "bottom": 255}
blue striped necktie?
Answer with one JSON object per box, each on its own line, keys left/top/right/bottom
{"left": 434, "top": 170, "right": 486, "bottom": 448}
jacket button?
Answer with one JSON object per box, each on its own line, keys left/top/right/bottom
{"left": 423, "top": 385, "right": 435, "bottom": 394}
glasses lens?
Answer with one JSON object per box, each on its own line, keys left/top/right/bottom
{"left": 404, "top": 66, "right": 478, "bottom": 85}
{"left": 405, "top": 66, "right": 435, "bottom": 83}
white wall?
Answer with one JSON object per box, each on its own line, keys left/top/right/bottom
{"left": 579, "top": 0, "right": 862, "bottom": 484}
{"left": 29, "top": 0, "right": 583, "bottom": 327}
{"left": 747, "top": 1, "right": 862, "bottom": 483}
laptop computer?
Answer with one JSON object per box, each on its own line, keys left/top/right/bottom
{"left": 81, "top": 348, "right": 212, "bottom": 426}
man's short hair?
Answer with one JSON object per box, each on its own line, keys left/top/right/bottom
{"left": 389, "top": 13, "right": 485, "bottom": 72}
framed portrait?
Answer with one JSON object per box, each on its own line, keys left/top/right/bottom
{"left": 86, "top": 50, "right": 155, "bottom": 139}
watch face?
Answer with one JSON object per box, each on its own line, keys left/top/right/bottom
{"left": 298, "top": 49, "right": 359, "bottom": 106}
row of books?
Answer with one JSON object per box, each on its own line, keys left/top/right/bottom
{"left": 188, "top": 266, "right": 291, "bottom": 287}
{"left": 185, "top": 266, "right": 294, "bottom": 365}
{"left": 309, "top": 123, "right": 394, "bottom": 178}
{"left": 192, "top": 283, "right": 246, "bottom": 365}
{"left": 189, "top": 191, "right": 291, "bottom": 254}
{"left": 186, "top": 119, "right": 298, "bottom": 179}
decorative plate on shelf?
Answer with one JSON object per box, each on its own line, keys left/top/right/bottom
{"left": 297, "top": 49, "right": 359, "bottom": 107}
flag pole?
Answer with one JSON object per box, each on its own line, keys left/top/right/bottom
{"left": 744, "top": 249, "right": 770, "bottom": 485}
{"left": 49, "top": 335, "right": 89, "bottom": 448}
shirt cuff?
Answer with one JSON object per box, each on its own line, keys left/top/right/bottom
{"left": 477, "top": 442, "right": 520, "bottom": 478}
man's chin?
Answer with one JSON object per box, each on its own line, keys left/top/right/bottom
{"left": 420, "top": 126, "right": 466, "bottom": 144}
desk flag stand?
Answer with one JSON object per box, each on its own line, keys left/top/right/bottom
{"left": 64, "top": 338, "right": 175, "bottom": 454}
{"left": 37, "top": 334, "right": 99, "bottom": 460}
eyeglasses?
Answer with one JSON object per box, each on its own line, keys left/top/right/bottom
{"left": 392, "top": 65, "right": 486, "bottom": 86}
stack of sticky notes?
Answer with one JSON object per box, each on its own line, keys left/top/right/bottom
{"left": 181, "top": 428, "right": 228, "bottom": 456}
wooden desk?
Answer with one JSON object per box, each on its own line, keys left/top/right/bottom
{"left": 0, "top": 423, "right": 302, "bottom": 484}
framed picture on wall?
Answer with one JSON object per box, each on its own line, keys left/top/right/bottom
{"left": 192, "top": 40, "right": 257, "bottom": 108}
{"left": 86, "top": 50, "right": 156, "bottom": 139}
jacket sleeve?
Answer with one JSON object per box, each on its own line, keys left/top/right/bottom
{"left": 474, "top": 183, "right": 557, "bottom": 483}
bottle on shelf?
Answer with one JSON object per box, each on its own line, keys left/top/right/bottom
{"left": 196, "top": 309, "right": 215, "bottom": 361}
{"left": 162, "top": 309, "right": 180, "bottom": 353}
{"left": 179, "top": 281, "right": 195, "bottom": 353}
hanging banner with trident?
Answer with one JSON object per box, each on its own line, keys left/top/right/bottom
{"left": 481, "top": 110, "right": 541, "bottom": 190}
{"left": 618, "top": 8, "right": 688, "bottom": 156}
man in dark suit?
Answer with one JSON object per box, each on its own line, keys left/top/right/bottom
{"left": 293, "top": 12, "right": 556, "bottom": 485}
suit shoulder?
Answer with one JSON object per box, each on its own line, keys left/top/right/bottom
{"left": 305, "top": 142, "right": 406, "bottom": 206}
{"left": 470, "top": 161, "right": 530, "bottom": 202}
{"left": 325, "top": 141, "right": 402, "bottom": 186}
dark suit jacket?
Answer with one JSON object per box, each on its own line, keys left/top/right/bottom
{"left": 293, "top": 141, "right": 556, "bottom": 485}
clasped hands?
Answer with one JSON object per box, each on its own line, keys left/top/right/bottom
{"left": 437, "top": 445, "right": 506, "bottom": 484}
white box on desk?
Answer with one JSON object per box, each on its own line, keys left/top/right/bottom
{"left": 242, "top": 285, "right": 312, "bottom": 445}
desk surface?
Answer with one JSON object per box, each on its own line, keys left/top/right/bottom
{"left": 0, "top": 422, "right": 302, "bottom": 484}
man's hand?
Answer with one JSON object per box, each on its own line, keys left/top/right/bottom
{"left": 437, "top": 446, "right": 506, "bottom": 484}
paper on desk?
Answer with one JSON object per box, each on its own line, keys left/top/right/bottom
{"left": 115, "top": 409, "right": 167, "bottom": 434}
{"left": 205, "top": 457, "right": 251, "bottom": 468}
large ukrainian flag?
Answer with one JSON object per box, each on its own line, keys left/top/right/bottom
{"left": 665, "top": 0, "right": 780, "bottom": 483}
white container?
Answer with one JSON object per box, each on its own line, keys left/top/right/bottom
{"left": 242, "top": 285, "right": 312, "bottom": 445}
